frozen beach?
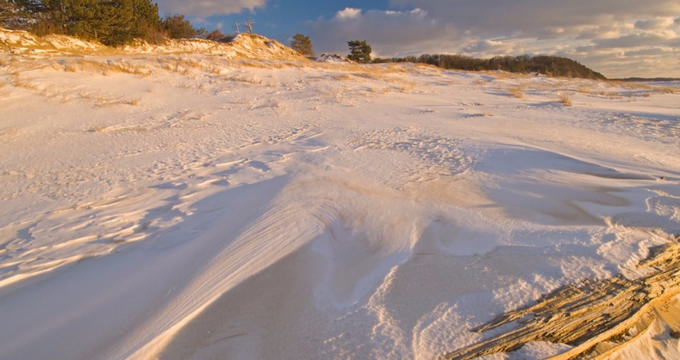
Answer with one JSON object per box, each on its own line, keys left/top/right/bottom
{"left": 1, "top": 30, "right": 680, "bottom": 359}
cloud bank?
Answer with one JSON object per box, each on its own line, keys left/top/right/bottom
{"left": 309, "top": 1, "right": 680, "bottom": 77}
{"left": 156, "top": 0, "right": 266, "bottom": 17}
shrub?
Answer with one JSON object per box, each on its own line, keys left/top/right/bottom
{"left": 162, "top": 14, "right": 204, "bottom": 39}
{"left": 206, "top": 29, "right": 229, "bottom": 42}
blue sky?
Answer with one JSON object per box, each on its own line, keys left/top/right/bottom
{"left": 155, "top": 0, "right": 680, "bottom": 78}
{"left": 193, "top": 1, "right": 390, "bottom": 39}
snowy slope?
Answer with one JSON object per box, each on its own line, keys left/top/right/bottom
{"left": 1, "top": 31, "right": 680, "bottom": 360}
{"left": 0, "top": 28, "right": 303, "bottom": 59}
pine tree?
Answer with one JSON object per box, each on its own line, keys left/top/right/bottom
{"left": 1, "top": 0, "right": 20, "bottom": 28}
{"left": 38, "top": 0, "right": 161, "bottom": 45}
{"left": 347, "top": 40, "right": 371, "bottom": 63}
{"left": 290, "top": 33, "right": 313, "bottom": 57}
{"left": 128, "top": 0, "right": 161, "bottom": 42}
{"left": 1, "top": 0, "right": 43, "bottom": 30}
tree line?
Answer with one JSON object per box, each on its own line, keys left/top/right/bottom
{"left": 376, "top": 54, "right": 605, "bottom": 79}
{"left": 0, "top": 0, "right": 212, "bottom": 45}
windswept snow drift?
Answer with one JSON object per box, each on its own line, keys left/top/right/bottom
{"left": 1, "top": 30, "right": 680, "bottom": 360}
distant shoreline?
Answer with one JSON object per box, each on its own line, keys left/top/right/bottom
{"left": 614, "top": 77, "right": 680, "bottom": 82}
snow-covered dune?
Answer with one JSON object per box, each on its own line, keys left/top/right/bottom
{"left": 1, "top": 31, "right": 679, "bottom": 360}
{"left": 0, "top": 28, "right": 303, "bottom": 59}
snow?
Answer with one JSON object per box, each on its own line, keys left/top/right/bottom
{"left": 1, "top": 29, "right": 680, "bottom": 360}
{"left": 317, "top": 53, "right": 352, "bottom": 63}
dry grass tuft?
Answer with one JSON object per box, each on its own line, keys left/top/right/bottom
{"left": 558, "top": 93, "right": 573, "bottom": 106}
{"left": 64, "top": 64, "right": 78, "bottom": 72}
{"left": 12, "top": 72, "right": 37, "bottom": 90}
{"left": 508, "top": 85, "right": 525, "bottom": 99}
{"left": 105, "top": 62, "right": 149, "bottom": 76}
{"left": 331, "top": 73, "right": 352, "bottom": 81}
{"left": 484, "top": 70, "right": 527, "bottom": 80}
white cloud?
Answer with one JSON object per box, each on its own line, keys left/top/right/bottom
{"left": 335, "top": 8, "right": 362, "bottom": 20}
{"left": 156, "top": 0, "right": 266, "bottom": 17}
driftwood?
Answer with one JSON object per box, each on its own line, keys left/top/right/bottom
{"left": 444, "top": 235, "right": 680, "bottom": 360}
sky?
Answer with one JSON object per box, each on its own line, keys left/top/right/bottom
{"left": 155, "top": 0, "right": 680, "bottom": 78}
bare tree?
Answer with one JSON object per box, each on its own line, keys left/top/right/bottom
{"left": 244, "top": 19, "right": 255, "bottom": 34}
